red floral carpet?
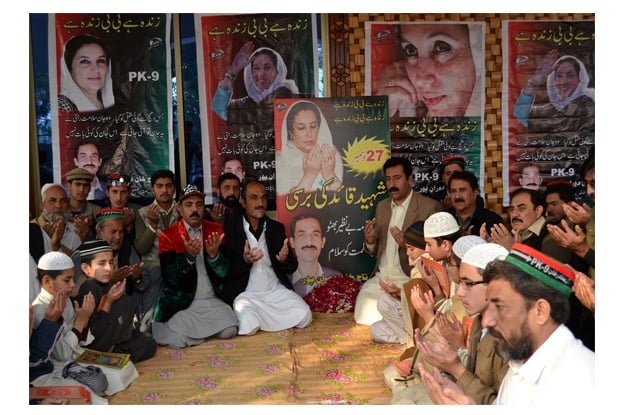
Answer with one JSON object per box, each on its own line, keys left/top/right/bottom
{"left": 109, "top": 313, "right": 403, "bottom": 405}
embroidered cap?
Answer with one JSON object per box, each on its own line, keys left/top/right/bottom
{"left": 79, "top": 239, "right": 113, "bottom": 258}
{"left": 106, "top": 173, "right": 131, "bottom": 188}
{"left": 439, "top": 155, "right": 465, "bottom": 172}
{"left": 65, "top": 168, "right": 94, "bottom": 183}
{"left": 95, "top": 208, "right": 126, "bottom": 223}
{"left": 403, "top": 220, "right": 425, "bottom": 249}
{"left": 424, "top": 212, "right": 460, "bottom": 238}
{"left": 505, "top": 243, "right": 575, "bottom": 296}
{"left": 452, "top": 235, "right": 486, "bottom": 260}
{"left": 462, "top": 243, "right": 508, "bottom": 270}
{"left": 178, "top": 183, "right": 205, "bottom": 202}
{"left": 37, "top": 251, "right": 74, "bottom": 271}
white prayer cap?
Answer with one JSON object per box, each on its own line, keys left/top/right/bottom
{"left": 37, "top": 251, "right": 74, "bottom": 271}
{"left": 452, "top": 235, "right": 486, "bottom": 260}
{"left": 462, "top": 243, "right": 509, "bottom": 270}
{"left": 423, "top": 212, "right": 460, "bottom": 238}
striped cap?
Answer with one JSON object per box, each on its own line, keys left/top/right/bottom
{"left": 505, "top": 243, "right": 575, "bottom": 296}
{"left": 403, "top": 220, "right": 425, "bottom": 249}
{"left": 95, "top": 208, "right": 126, "bottom": 223}
{"left": 79, "top": 240, "right": 113, "bottom": 258}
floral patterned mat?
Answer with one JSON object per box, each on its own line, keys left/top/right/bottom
{"left": 109, "top": 313, "right": 403, "bottom": 405}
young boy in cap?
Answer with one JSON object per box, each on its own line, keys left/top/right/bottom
{"left": 75, "top": 239, "right": 156, "bottom": 363}
{"left": 418, "top": 243, "right": 595, "bottom": 405}
{"left": 371, "top": 220, "right": 429, "bottom": 346}
{"left": 413, "top": 242, "right": 509, "bottom": 404}
{"left": 32, "top": 251, "right": 96, "bottom": 364}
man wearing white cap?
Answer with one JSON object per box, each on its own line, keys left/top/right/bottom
{"left": 413, "top": 243, "right": 509, "bottom": 404}
{"left": 418, "top": 243, "right": 595, "bottom": 405}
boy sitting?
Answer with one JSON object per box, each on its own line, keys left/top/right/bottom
{"left": 75, "top": 240, "right": 156, "bottom": 363}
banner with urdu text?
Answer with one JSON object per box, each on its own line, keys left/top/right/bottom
{"left": 365, "top": 21, "right": 485, "bottom": 198}
{"left": 503, "top": 20, "right": 595, "bottom": 206}
{"left": 195, "top": 13, "right": 317, "bottom": 207}
{"left": 49, "top": 13, "right": 173, "bottom": 201}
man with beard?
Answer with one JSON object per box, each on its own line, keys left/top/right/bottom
{"left": 30, "top": 183, "right": 91, "bottom": 302}
{"left": 418, "top": 243, "right": 595, "bottom": 405}
{"left": 206, "top": 173, "right": 242, "bottom": 225}
{"left": 221, "top": 180, "right": 312, "bottom": 335}
{"left": 402, "top": 242, "right": 509, "bottom": 405}
{"left": 135, "top": 169, "right": 179, "bottom": 331}
{"left": 31, "top": 184, "right": 91, "bottom": 258}
{"left": 151, "top": 184, "right": 238, "bottom": 348}
{"left": 356, "top": 157, "right": 443, "bottom": 325}
{"left": 447, "top": 171, "right": 503, "bottom": 237}
{"left": 286, "top": 213, "right": 342, "bottom": 297}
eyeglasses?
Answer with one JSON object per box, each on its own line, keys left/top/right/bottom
{"left": 458, "top": 279, "right": 486, "bottom": 289}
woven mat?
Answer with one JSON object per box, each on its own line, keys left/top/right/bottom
{"left": 109, "top": 313, "right": 403, "bottom": 405}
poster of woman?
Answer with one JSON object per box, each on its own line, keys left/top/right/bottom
{"left": 49, "top": 13, "right": 173, "bottom": 200}
{"left": 503, "top": 20, "right": 595, "bottom": 205}
{"left": 365, "top": 21, "right": 485, "bottom": 201}
{"left": 275, "top": 96, "right": 391, "bottom": 291}
{"left": 196, "top": 14, "right": 317, "bottom": 208}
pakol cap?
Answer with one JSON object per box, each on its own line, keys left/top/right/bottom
{"left": 178, "top": 184, "right": 205, "bottom": 202}
{"left": 66, "top": 168, "right": 94, "bottom": 183}
{"left": 505, "top": 243, "right": 575, "bottom": 296}
{"left": 95, "top": 208, "right": 126, "bottom": 223}
{"left": 424, "top": 212, "right": 460, "bottom": 238}
{"left": 37, "top": 251, "right": 74, "bottom": 271}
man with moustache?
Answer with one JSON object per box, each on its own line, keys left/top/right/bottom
{"left": 151, "top": 184, "right": 238, "bottom": 348}
{"left": 287, "top": 212, "right": 342, "bottom": 297}
{"left": 221, "top": 180, "right": 312, "bottom": 335}
{"left": 418, "top": 243, "right": 594, "bottom": 405}
{"left": 30, "top": 183, "right": 91, "bottom": 302}
{"left": 356, "top": 157, "right": 443, "bottom": 325}
{"left": 31, "top": 183, "right": 91, "bottom": 258}
{"left": 70, "top": 208, "right": 144, "bottom": 298}
{"left": 446, "top": 171, "right": 503, "bottom": 237}
{"left": 206, "top": 173, "right": 242, "bottom": 225}
{"left": 489, "top": 188, "right": 569, "bottom": 263}
{"left": 518, "top": 163, "right": 543, "bottom": 191}
{"left": 73, "top": 140, "right": 107, "bottom": 204}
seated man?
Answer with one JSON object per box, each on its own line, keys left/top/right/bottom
{"left": 409, "top": 243, "right": 510, "bottom": 405}
{"left": 151, "top": 184, "right": 238, "bottom": 349}
{"left": 418, "top": 243, "right": 595, "bottom": 405}
{"left": 221, "top": 180, "right": 312, "bottom": 336}
{"left": 447, "top": 170, "right": 503, "bottom": 237}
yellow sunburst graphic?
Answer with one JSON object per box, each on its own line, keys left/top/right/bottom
{"left": 341, "top": 136, "right": 390, "bottom": 178}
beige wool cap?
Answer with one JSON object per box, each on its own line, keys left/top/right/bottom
{"left": 66, "top": 168, "right": 94, "bottom": 182}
